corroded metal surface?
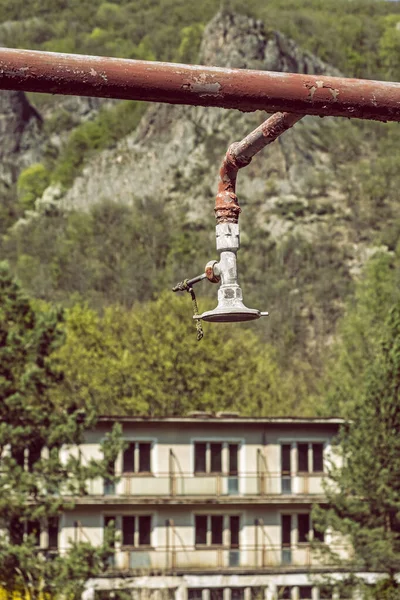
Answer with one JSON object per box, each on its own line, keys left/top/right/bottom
{"left": 215, "top": 112, "right": 302, "bottom": 223}
{"left": 1, "top": 48, "right": 400, "bottom": 121}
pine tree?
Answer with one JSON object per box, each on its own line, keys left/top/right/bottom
{"left": 0, "top": 262, "right": 122, "bottom": 600}
{"left": 313, "top": 303, "right": 400, "bottom": 599}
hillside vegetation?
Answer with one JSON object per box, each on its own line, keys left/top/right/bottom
{"left": 1, "top": 1, "right": 400, "bottom": 416}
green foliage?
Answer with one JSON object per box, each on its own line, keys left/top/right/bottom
{"left": 53, "top": 292, "right": 308, "bottom": 417}
{"left": 51, "top": 102, "right": 146, "bottom": 187}
{"left": 2, "top": 200, "right": 171, "bottom": 306}
{"left": 17, "top": 164, "right": 50, "bottom": 211}
{"left": 313, "top": 303, "right": 400, "bottom": 598}
{"left": 175, "top": 23, "right": 204, "bottom": 63}
{"left": 322, "top": 251, "right": 400, "bottom": 415}
{"left": 0, "top": 262, "right": 123, "bottom": 600}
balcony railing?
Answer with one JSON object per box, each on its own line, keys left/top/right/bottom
{"left": 105, "top": 544, "right": 347, "bottom": 572}
{"left": 85, "top": 472, "right": 326, "bottom": 497}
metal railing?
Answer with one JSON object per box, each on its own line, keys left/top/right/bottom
{"left": 105, "top": 544, "right": 349, "bottom": 572}
{"left": 83, "top": 472, "right": 326, "bottom": 497}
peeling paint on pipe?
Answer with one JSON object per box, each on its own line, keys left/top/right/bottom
{"left": 1, "top": 48, "right": 400, "bottom": 121}
{"left": 215, "top": 112, "right": 303, "bottom": 224}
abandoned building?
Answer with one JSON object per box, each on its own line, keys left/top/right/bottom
{"left": 36, "top": 415, "right": 352, "bottom": 599}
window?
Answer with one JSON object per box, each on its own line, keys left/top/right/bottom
{"left": 211, "top": 515, "right": 223, "bottom": 545}
{"left": 297, "top": 443, "right": 324, "bottom": 473}
{"left": 298, "top": 444, "right": 309, "bottom": 472}
{"left": 107, "top": 516, "right": 152, "bottom": 547}
{"left": 312, "top": 443, "right": 324, "bottom": 472}
{"left": 194, "top": 442, "right": 238, "bottom": 474}
{"left": 231, "top": 589, "right": 245, "bottom": 600}
{"left": 277, "top": 588, "right": 291, "bottom": 600}
{"left": 120, "top": 515, "right": 152, "bottom": 546}
{"left": 48, "top": 517, "right": 59, "bottom": 549}
{"left": 281, "top": 515, "right": 291, "bottom": 546}
{"left": 229, "top": 444, "right": 238, "bottom": 475}
{"left": 298, "top": 514, "right": 310, "bottom": 543}
{"left": 230, "top": 516, "right": 239, "bottom": 548}
{"left": 122, "top": 442, "right": 152, "bottom": 473}
{"left": 299, "top": 587, "right": 312, "bottom": 599}
{"left": 139, "top": 515, "right": 151, "bottom": 546}
{"left": 195, "top": 515, "right": 239, "bottom": 547}
{"left": 210, "top": 444, "right": 222, "bottom": 473}
{"left": 122, "top": 516, "right": 135, "bottom": 546}
{"left": 281, "top": 445, "right": 291, "bottom": 473}
{"left": 28, "top": 441, "right": 42, "bottom": 472}
{"left": 188, "top": 591, "right": 203, "bottom": 600}
{"left": 195, "top": 515, "right": 207, "bottom": 545}
{"left": 9, "top": 517, "right": 24, "bottom": 545}
{"left": 209, "top": 590, "right": 223, "bottom": 600}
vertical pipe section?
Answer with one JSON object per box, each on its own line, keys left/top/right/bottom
{"left": 215, "top": 112, "right": 303, "bottom": 223}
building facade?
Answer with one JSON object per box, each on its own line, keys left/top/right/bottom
{"left": 57, "top": 416, "right": 350, "bottom": 600}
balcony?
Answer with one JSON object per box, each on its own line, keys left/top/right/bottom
{"left": 106, "top": 544, "right": 346, "bottom": 573}
{"left": 78, "top": 473, "right": 326, "bottom": 503}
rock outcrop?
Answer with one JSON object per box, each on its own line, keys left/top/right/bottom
{"left": 0, "top": 90, "right": 43, "bottom": 191}
{"left": 57, "top": 10, "right": 347, "bottom": 246}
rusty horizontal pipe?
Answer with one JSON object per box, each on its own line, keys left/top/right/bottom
{"left": 1, "top": 48, "right": 400, "bottom": 122}
{"left": 215, "top": 112, "right": 303, "bottom": 223}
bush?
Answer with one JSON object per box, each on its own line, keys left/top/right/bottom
{"left": 17, "top": 163, "right": 50, "bottom": 210}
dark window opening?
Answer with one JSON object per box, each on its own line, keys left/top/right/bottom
{"left": 230, "top": 516, "right": 239, "bottom": 548}
{"left": 210, "top": 443, "right": 222, "bottom": 473}
{"left": 211, "top": 515, "right": 223, "bottom": 545}
{"left": 281, "top": 515, "right": 291, "bottom": 546}
{"left": 138, "top": 515, "right": 151, "bottom": 546}
{"left": 298, "top": 444, "right": 309, "bottom": 472}
{"left": 123, "top": 443, "right": 135, "bottom": 473}
{"left": 299, "top": 586, "right": 313, "bottom": 599}
{"left": 210, "top": 590, "right": 223, "bottom": 600}
{"left": 298, "top": 514, "right": 310, "bottom": 543}
{"left": 11, "top": 447, "right": 25, "bottom": 468}
{"left": 138, "top": 443, "right": 151, "bottom": 473}
{"left": 313, "top": 443, "right": 324, "bottom": 472}
{"left": 10, "top": 516, "right": 23, "bottom": 545}
{"left": 48, "top": 517, "right": 59, "bottom": 549}
{"left": 281, "top": 445, "right": 291, "bottom": 473}
{"left": 194, "top": 443, "right": 206, "bottom": 473}
{"left": 195, "top": 515, "right": 207, "bottom": 545}
{"left": 278, "top": 587, "right": 291, "bottom": 600}
{"left": 229, "top": 444, "right": 238, "bottom": 475}
{"left": 231, "top": 589, "right": 245, "bottom": 600}
{"left": 122, "top": 516, "right": 135, "bottom": 546}
{"left": 28, "top": 441, "right": 42, "bottom": 472}
{"left": 188, "top": 590, "right": 203, "bottom": 600}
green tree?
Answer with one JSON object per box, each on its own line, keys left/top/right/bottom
{"left": 0, "top": 262, "right": 122, "bottom": 600}
{"left": 313, "top": 304, "right": 400, "bottom": 599}
{"left": 54, "top": 292, "right": 307, "bottom": 417}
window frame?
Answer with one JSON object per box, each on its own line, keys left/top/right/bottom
{"left": 105, "top": 514, "right": 153, "bottom": 549}
{"left": 194, "top": 513, "right": 240, "bottom": 548}
{"left": 192, "top": 440, "right": 242, "bottom": 475}
{"left": 122, "top": 440, "right": 153, "bottom": 475}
